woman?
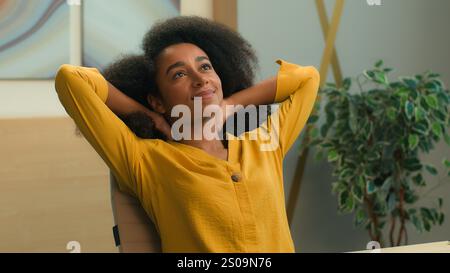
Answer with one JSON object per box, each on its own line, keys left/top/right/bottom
{"left": 55, "top": 16, "right": 320, "bottom": 253}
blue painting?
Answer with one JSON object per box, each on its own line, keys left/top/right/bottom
{"left": 83, "top": 0, "right": 180, "bottom": 69}
{"left": 0, "top": 0, "right": 70, "bottom": 79}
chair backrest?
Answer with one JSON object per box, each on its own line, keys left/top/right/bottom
{"left": 109, "top": 171, "right": 161, "bottom": 252}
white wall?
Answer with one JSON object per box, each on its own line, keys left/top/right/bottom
{"left": 238, "top": 0, "right": 450, "bottom": 252}
{"left": 0, "top": 80, "right": 64, "bottom": 118}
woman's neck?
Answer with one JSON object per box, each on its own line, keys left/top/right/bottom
{"left": 170, "top": 116, "right": 228, "bottom": 159}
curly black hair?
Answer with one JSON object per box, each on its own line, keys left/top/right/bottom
{"left": 102, "top": 54, "right": 167, "bottom": 139}
{"left": 102, "top": 16, "right": 267, "bottom": 140}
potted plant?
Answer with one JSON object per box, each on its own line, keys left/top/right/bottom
{"left": 304, "top": 60, "right": 450, "bottom": 247}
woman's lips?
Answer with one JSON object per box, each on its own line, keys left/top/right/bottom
{"left": 192, "top": 90, "right": 215, "bottom": 100}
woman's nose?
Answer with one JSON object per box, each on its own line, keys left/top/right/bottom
{"left": 192, "top": 73, "right": 209, "bottom": 87}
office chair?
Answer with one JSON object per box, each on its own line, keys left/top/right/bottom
{"left": 109, "top": 171, "right": 162, "bottom": 252}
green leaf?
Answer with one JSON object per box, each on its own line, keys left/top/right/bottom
{"left": 404, "top": 190, "right": 419, "bottom": 204}
{"left": 438, "top": 213, "right": 445, "bottom": 225}
{"left": 410, "top": 88, "right": 420, "bottom": 100}
{"left": 375, "top": 60, "right": 383, "bottom": 68}
{"left": 352, "top": 185, "right": 363, "bottom": 203}
{"left": 363, "top": 70, "right": 375, "bottom": 80}
{"left": 395, "top": 86, "right": 409, "bottom": 97}
{"left": 431, "top": 122, "right": 442, "bottom": 138}
{"left": 428, "top": 73, "right": 440, "bottom": 78}
{"left": 331, "top": 182, "right": 341, "bottom": 194}
{"left": 408, "top": 134, "right": 419, "bottom": 150}
{"left": 403, "top": 158, "right": 422, "bottom": 172}
{"left": 431, "top": 208, "right": 440, "bottom": 223}
{"left": 425, "top": 164, "right": 438, "bottom": 176}
{"left": 338, "top": 190, "right": 349, "bottom": 209}
{"left": 355, "top": 209, "right": 366, "bottom": 227}
{"left": 345, "top": 194, "right": 355, "bottom": 212}
{"left": 319, "top": 141, "right": 334, "bottom": 149}
{"left": 411, "top": 215, "right": 423, "bottom": 233}
{"left": 438, "top": 198, "right": 443, "bottom": 208}
{"left": 433, "top": 110, "right": 447, "bottom": 123}
{"left": 366, "top": 180, "right": 376, "bottom": 194}
{"left": 308, "top": 115, "right": 319, "bottom": 124}
{"left": 328, "top": 150, "right": 339, "bottom": 162}
{"left": 412, "top": 173, "right": 425, "bottom": 187}
{"left": 402, "top": 77, "right": 418, "bottom": 89}
{"left": 404, "top": 101, "right": 414, "bottom": 120}
{"left": 374, "top": 71, "right": 388, "bottom": 85}
{"left": 437, "top": 92, "right": 450, "bottom": 104}
{"left": 342, "top": 78, "right": 351, "bottom": 91}
{"left": 381, "top": 176, "right": 393, "bottom": 192}
{"left": 339, "top": 168, "right": 353, "bottom": 180}
{"left": 310, "top": 127, "right": 319, "bottom": 138}
{"left": 425, "top": 94, "right": 439, "bottom": 110}
{"left": 358, "top": 176, "right": 366, "bottom": 188}
{"left": 443, "top": 159, "right": 450, "bottom": 168}
{"left": 421, "top": 208, "right": 434, "bottom": 224}
{"left": 387, "top": 107, "right": 397, "bottom": 121}
{"left": 423, "top": 219, "right": 431, "bottom": 232}
{"left": 425, "top": 81, "right": 440, "bottom": 92}
{"left": 412, "top": 123, "right": 428, "bottom": 136}
{"left": 414, "top": 107, "right": 426, "bottom": 121}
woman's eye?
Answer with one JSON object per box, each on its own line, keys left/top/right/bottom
{"left": 201, "top": 63, "right": 212, "bottom": 71}
{"left": 173, "top": 71, "right": 186, "bottom": 79}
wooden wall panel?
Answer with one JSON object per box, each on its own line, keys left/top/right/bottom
{"left": 213, "top": 0, "right": 237, "bottom": 30}
{"left": 0, "top": 117, "right": 117, "bottom": 252}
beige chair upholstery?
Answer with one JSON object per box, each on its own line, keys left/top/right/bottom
{"left": 110, "top": 171, "right": 161, "bottom": 252}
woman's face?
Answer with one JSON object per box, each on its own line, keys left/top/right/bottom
{"left": 149, "top": 43, "right": 223, "bottom": 119}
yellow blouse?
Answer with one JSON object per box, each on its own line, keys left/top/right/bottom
{"left": 55, "top": 59, "right": 320, "bottom": 253}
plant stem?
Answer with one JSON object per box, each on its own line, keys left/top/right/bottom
{"left": 396, "top": 186, "right": 407, "bottom": 246}
{"left": 389, "top": 214, "right": 396, "bottom": 247}
{"left": 364, "top": 192, "right": 383, "bottom": 247}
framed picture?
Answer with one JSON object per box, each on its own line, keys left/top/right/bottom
{"left": 0, "top": 0, "right": 180, "bottom": 79}
{"left": 0, "top": 0, "right": 70, "bottom": 79}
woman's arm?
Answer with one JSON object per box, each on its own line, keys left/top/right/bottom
{"left": 225, "top": 59, "right": 319, "bottom": 107}
{"left": 224, "top": 59, "right": 320, "bottom": 156}
{"left": 105, "top": 82, "right": 150, "bottom": 116}
{"left": 55, "top": 64, "right": 146, "bottom": 196}
{"left": 225, "top": 76, "right": 277, "bottom": 108}
{"left": 105, "top": 82, "right": 172, "bottom": 140}
{"left": 269, "top": 59, "right": 320, "bottom": 156}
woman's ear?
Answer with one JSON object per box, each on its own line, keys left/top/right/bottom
{"left": 147, "top": 94, "right": 166, "bottom": 115}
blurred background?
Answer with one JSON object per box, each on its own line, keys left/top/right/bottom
{"left": 0, "top": 0, "right": 448, "bottom": 252}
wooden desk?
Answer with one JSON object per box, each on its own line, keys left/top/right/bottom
{"left": 353, "top": 241, "right": 450, "bottom": 253}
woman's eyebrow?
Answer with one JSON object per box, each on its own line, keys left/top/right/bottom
{"left": 165, "top": 56, "right": 210, "bottom": 75}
